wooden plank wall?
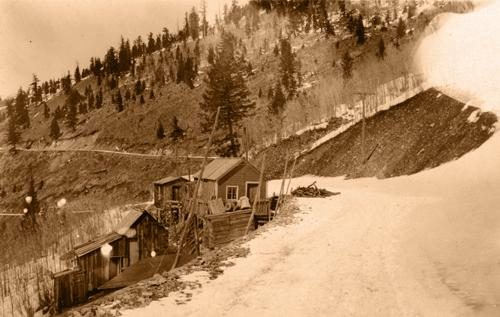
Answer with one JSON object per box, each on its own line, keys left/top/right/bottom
{"left": 204, "top": 210, "right": 252, "bottom": 248}
{"left": 218, "top": 164, "right": 265, "bottom": 202}
{"left": 135, "top": 214, "right": 169, "bottom": 260}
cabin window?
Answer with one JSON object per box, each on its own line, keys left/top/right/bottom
{"left": 226, "top": 186, "right": 238, "bottom": 200}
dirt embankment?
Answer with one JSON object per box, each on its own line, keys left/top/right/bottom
{"left": 289, "top": 89, "right": 496, "bottom": 179}
{"left": 0, "top": 150, "right": 201, "bottom": 212}
{"left": 253, "top": 118, "right": 347, "bottom": 181}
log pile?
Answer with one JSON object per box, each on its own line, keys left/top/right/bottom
{"left": 291, "top": 182, "right": 340, "bottom": 198}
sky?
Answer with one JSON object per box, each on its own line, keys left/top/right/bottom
{"left": 0, "top": 0, "right": 240, "bottom": 98}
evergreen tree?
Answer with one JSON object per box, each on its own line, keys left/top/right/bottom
{"left": 169, "top": 116, "right": 185, "bottom": 142}
{"left": 356, "top": 15, "right": 366, "bottom": 45}
{"left": 183, "top": 12, "right": 190, "bottom": 42}
{"left": 61, "top": 73, "right": 72, "bottom": 94}
{"left": 156, "top": 120, "right": 166, "bottom": 140}
{"left": 6, "top": 100, "right": 20, "bottom": 146}
{"left": 341, "top": 51, "right": 354, "bottom": 81}
{"left": 183, "top": 56, "right": 196, "bottom": 88}
{"left": 194, "top": 40, "right": 201, "bottom": 65}
{"left": 377, "top": 38, "right": 386, "bottom": 60}
{"left": 31, "top": 74, "right": 42, "bottom": 103}
{"left": 43, "top": 102, "right": 50, "bottom": 119}
{"left": 279, "top": 38, "right": 298, "bottom": 98}
{"left": 201, "top": 0, "right": 208, "bottom": 37}
{"left": 268, "top": 81, "right": 286, "bottom": 117}
{"left": 189, "top": 7, "right": 200, "bottom": 40}
{"left": 319, "top": 0, "right": 334, "bottom": 36}
{"left": 96, "top": 89, "right": 103, "bottom": 109}
{"left": 397, "top": 17, "right": 406, "bottom": 39}
{"left": 87, "top": 90, "right": 95, "bottom": 110}
{"left": 207, "top": 46, "right": 215, "bottom": 65}
{"left": 78, "top": 101, "right": 87, "bottom": 114}
{"left": 134, "top": 79, "right": 144, "bottom": 96}
{"left": 64, "top": 89, "right": 81, "bottom": 130}
{"left": 347, "top": 13, "right": 356, "bottom": 33}
{"left": 140, "top": 94, "right": 145, "bottom": 104}
{"left": 149, "top": 89, "right": 155, "bottom": 100}
{"left": 49, "top": 117, "right": 61, "bottom": 140}
{"left": 15, "top": 88, "right": 30, "bottom": 128}
{"left": 230, "top": 0, "right": 241, "bottom": 27}
{"left": 118, "top": 36, "right": 132, "bottom": 73}
{"left": 115, "top": 90, "right": 124, "bottom": 112}
{"left": 176, "top": 57, "right": 185, "bottom": 84}
{"left": 258, "top": 87, "right": 262, "bottom": 98}
{"left": 74, "top": 65, "right": 81, "bottom": 83}
{"left": 162, "top": 27, "right": 172, "bottom": 49}
{"left": 338, "top": 0, "right": 346, "bottom": 15}
{"left": 104, "top": 47, "right": 119, "bottom": 74}
{"left": 65, "top": 102, "right": 77, "bottom": 131}
{"left": 200, "top": 32, "right": 256, "bottom": 157}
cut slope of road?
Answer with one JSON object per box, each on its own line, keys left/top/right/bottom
{"left": 293, "top": 88, "right": 496, "bottom": 179}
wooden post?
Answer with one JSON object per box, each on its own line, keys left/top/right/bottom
{"left": 361, "top": 96, "right": 366, "bottom": 161}
{"left": 354, "top": 92, "right": 375, "bottom": 163}
{"left": 283, "top": 155, "right": 297, "bottom": 205}
{"left": 245, "top": 153, "right": 266, "bottom": 235}
{"left": 193, "top": 206, "right": 200, "bottom": 256}
{"left": 171, "top": 107, "right": 220, "bottom": 270}
{"left": 275, "top": 153, "right": 289, "bottom": 214}
{"left": 243, "top": 126, "right": 249, "bottom": 162}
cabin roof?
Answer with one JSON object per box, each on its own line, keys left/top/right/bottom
{"left": 193, "top": 158, "right": 252, "bottom": 181}
{"left": 114, "top": 209, "right": 144, "bottom": 235}
{"left": 153, "top": 175, "right": 189, "bottom": 186}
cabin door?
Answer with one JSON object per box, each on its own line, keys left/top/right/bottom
{"left": 246, "top": 183, "right": 259, "bottom": 202}
{"left": 172, "top": 185, "right": 181, "bottom": 201}
{"left": 109, "top": 257, "right": 121, "bottom": 279}
{"left": 129, "top": 240, "right": 139, "bottom": 265}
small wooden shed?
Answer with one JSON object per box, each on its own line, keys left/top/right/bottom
{"left": 153, "top": 176, "right": 190, "bottom": 208}
{"left": 194, "top": 158, "right": 265, "bottom": 204}
{"left": 54, "top": 210, "right": 168, "bottom": 311}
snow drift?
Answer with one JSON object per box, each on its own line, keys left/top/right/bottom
{"left": 416, "top": 0, "right": 500, "bottom": 112}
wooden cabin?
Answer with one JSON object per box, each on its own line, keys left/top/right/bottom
{"left": 54, "top": 210, "right": 168, "bottom": 311}
{"left": 194, "top": 158, "right": 266, "bottom": 205}
{"left": 153, "top": 176, "right": 190, "bottom": 209}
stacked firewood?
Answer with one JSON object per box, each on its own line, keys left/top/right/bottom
{"left": 291, "top": 182, "right": 340, "bottom": 198}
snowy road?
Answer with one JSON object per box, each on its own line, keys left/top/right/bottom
{"left": 122, "top": 133, "right": 500, "bottom": 317}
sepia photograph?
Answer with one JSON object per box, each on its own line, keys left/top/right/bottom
{"left": 0, "top": 0, "right": 499, "bottom": 316}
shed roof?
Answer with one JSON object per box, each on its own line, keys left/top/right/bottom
{"left": 153, "top": 175, "right": 189, "bottom": 185}
{"left": 62, "top": 232, "right": 123, "bottom": 260}
{"left": 194, "top": 158, "right": 252, "bottom": 181}
{"left": 61, "top": 210, "right": 160, "bottom": 260}
{"left": 53, "top": 268, "right": 81, "bottom": 279}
